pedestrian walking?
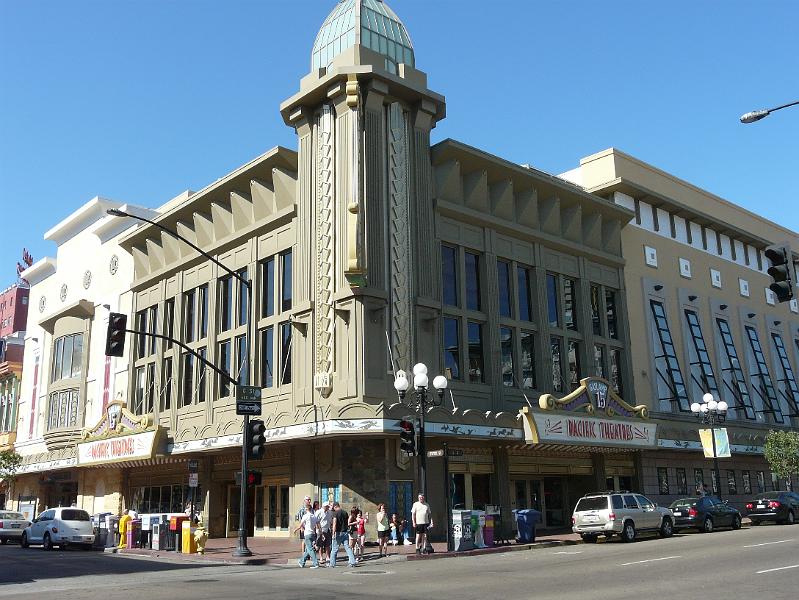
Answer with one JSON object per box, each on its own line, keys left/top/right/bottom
{"left": 411, "top": 493, "right": 433, "bottom": 555}
{"left": 295, "top": 495, "right": 312, "bottom": 552}
{"left": 330, "top": 501, "right": 356, "bottom": 568}
{"left": 347, "top": 506, "right": 359, "bottom": 561}
{"left": 356, "top": 509, "right": 369, "bottom": 560}
{"left": 315, "top": 502, "right": 333, "bottom": 565}
{"left": 376, "top": 503, "right": 390, "bottom": 557}
{"left": 294, "top": 506, "right": 320, "bottom": 569}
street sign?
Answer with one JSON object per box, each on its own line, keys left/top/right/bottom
{"left": 236, "top": 385, "right": 262, "bottom": 416}
{"left": 427, "top": 449, "right": 444, "bottom": 458}
{"left": 188, "top": 459, "right": 199, "bottom": 473}
{"left": 447, "top": 449, "right": 464, "bottom": 457}
{"left": 188, "top": 473, "right": 199, "bottom": 488}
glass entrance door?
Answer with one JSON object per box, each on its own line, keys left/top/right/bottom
{"left": 263, "top": 482, "right": 290, "bottom": 536}
{"left": 543, "top": 478, "right": 566, "bottom": 528}
{"left": 227, "top": 484, "right": 256, "bottom": 538}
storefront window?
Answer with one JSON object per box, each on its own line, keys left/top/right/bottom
{"left": 756, "top": 471, "right": 765, "bottom": 493}
{"left": 657, "top": 467, "right": 669, "bottom": 495}
{"left": 727, "top": 471, "right": 737, "bottom": 495}
{"left": 742, "top": 471, "right": 752, "bottom": 494}
{"left": 131, "top": 484, "right": 202, "bottom": 515}
{"left": 676, "top": 468, "right": 688, "bottom": 495}
{"left": 471, "top": 474, "right": 492, "bottom": 510}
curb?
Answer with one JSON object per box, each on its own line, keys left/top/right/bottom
{"left": 404, "top": 539, "right": 582, "bottom": 561}
{"left": 105, "top": 547, "right": 271, "bottom": 566}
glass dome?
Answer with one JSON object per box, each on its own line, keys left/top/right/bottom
{"left": 311, "top": 0, "right": 415, "bottom": 73}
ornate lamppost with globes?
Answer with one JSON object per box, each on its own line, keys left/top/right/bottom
{"left": 690, "top": 392, "right": 729, "bottom": 499}
{"left": 393, "top": 363, "right": 448, "bottom": 496}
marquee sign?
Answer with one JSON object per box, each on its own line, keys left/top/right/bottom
{"left": 520, "top": 377, "right": 657, "bottom": 449}
{"left": 77, "top": 400, "right": 161, "bottom": 466}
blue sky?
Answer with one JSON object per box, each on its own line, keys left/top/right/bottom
{"left": 1, "top": 0, "right": 797, "bottom": 279}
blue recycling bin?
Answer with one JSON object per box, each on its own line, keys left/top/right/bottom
{"left": 512, "top": 509, "right": 541, "bottom": 543}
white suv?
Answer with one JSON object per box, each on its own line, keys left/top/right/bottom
{"left": 572, "top": 492, "right": 675, "bottom": 543}
{"left": 21, "top": 507, "right": 95, "bottom": 550}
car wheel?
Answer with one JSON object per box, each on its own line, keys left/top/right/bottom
{"left": 621, "top": 521, "right": 636, "bottom": 543}
{"left": 732, "top": 515, "right": 742, "bottom": 530}
{"left": 43, "top": 533, "right": 53, "bottom": 551}
{"left": 659, "top": 518, "right": 674, "bottom": 538}
{"left": 20, "top": 532, "right": 29, "bottom": 549}
{"left": 701, "top": 516, "right": 713, "bottom": 533}
{"left": 581, "top": 534, "right": 598, "bottom": 543}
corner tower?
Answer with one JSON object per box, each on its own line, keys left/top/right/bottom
{"left": 281, "top": 0, "right": 445, "bottom": 401}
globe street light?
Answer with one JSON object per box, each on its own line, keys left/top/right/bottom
{"left": 740, "top": 99, "right": 799, "bottom": 124}
{"left": 393, "top": 363, "right": 448, "bottom": 496}
{"left": 691, "top": 392, "right": 729, "bottom": 499}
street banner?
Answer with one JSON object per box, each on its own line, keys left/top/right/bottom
{"left": 699, "top": 428, "right": 731, "bottom": 458}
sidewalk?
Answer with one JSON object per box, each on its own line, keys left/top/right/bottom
{"left": 110, "top": 529, "right": 582, "bottom": 566}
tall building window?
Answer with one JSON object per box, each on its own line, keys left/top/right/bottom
{"left": 441, "top": 245, "right": 458, "bottom": 307}
{"left": 551, "top": 336, "right": 563, "bottom": 393}
{"left": 47, "top": 389, "right": 79, "bottom": 430}
{"left": 605, "top": 290, "right": 618, "bottom": 340}
{"left": 590, "top": 285, "right": 602, "bottom": 336}
{"left": 465, "top": 252, "right": 481, "bottom": 311}
{"left": 219, "top": 276, "right": 233, "bottom": 333}
{"left": 135, "top": 309, "right": 148, "bottom": 359}
{"left": 467, "top": 322, "right": 484, "bottom": 383}
{"left": 443, "top": 317, "right": 460, "bottom": 380}
{"left": 497, "top": 260, "right": 512, "bottom": 318}
{"left": 258, "top": 249, "right": 293, "bottom": 388}
{"left": 593, "top": 344, "right": 606, "bottom": 379}
{"left": 182, "top": 353, "right": 193, "bottom": 407}
{"left": 649, "top": 300, "right": 690, "bottom": 411}
{"left": 546, "top": 274, "right": 559, "bottom": 328}
{"left": 196, "top": 347, "right": 207, "bottom": 404}
{"left": 198, "top": 284, "right": 208, "bottom": 339}
{"left": 133, "top": 367, "right": 145, "bottom": 414}
{"left": 770, "top": 333, "right": 799, "bottom": 417}
{"left": 684, "top": 309, "right": 720, "bottom": 401}
{"left": 50, "top": 334, "right": 84, "bottom": 382}
{"left": 219, "top": 341, "right": 231, "bottom": 397}
{"left": 716, "top": 318, "right": 755, "bottom": 420}
{"left": 237, "top": 268, "right": 249, "bottom": 327}
{"left": 521, "top": 331, "right": 535, "bottom": 389}
{"left": 184, "top": 289, "right": 196, "bottom": 343}
{"left": 161, "top": 357, "right": 173, "bottom": 412}
{"left": 164, "top": 298, "right": 175, "bottom": 349}
{"left": 567, "top": 340, "right": 581, "bottom": 390}
{"left": 563, "top": 278, "right": 578, "bottom": 331}
{"left": 517, "top": 266, "right": 533, "bottom": 322}
{"left": 609, "top": 348, "right": 623, "bottom": 396}
{"left": 500, "top": 327, "right": 514, "bottom": 387}
{"left": 745, "top": 326, "right": 783, "bottom": 423}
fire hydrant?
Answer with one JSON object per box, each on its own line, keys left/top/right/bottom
{"left": 194, "top": 522, "right": 209, "bottom": 554}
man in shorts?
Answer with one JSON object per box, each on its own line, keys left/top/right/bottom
{"left": 295, "top": 495, "right": 312, "bottom": 551}
{"left": 315, "top": 502, "right": 333, "bottom": 565}
{"left": 411, "top": 493, "right": 433, "bottom": 555}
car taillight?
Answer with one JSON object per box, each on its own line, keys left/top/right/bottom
{"left": 0, "top": 521, "right": 4, "bottom": 528}
{"left": 571, "top": 517, "right": 575, "bottom": 525}
{"left": 768, "top": 501, "right": 781, "bottom": 509}
{"left": 608, "top": 512, "right": 616, "bottom": 520}
{"left": 688, "top": 508, "right": 698, "bottom": 517}
{"left": 746, "top": 503, "right": 754, "bottom": 510}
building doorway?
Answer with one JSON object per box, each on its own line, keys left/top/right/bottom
{"left": 605, "top": 475, "right": 633, "bottom": 492}
{"left": 255, "top": 480, "right": 290, "bottom": 537}
{"left": 226, "top": 483, "right": 256, "bottom": 537}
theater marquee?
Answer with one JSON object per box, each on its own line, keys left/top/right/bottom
{"left": 77, "top": 400, "right": 161, "bottom": 466}
{"left": 520, "top": 377, "right": 657, "bottom": 449}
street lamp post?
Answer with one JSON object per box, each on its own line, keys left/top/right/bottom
{"left": 393, "top": 363, "right": 448, "bottom": 496}
{"left": 690, "top": 392, "right": 729, "bottom": 499}
{"left": 106, "top": 208, "right": 255, "bottom": 557}
{"left": 740, "top": 99, "right": 799, "bottom": 124}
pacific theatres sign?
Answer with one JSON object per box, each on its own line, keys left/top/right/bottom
{"left": 76, "top": 400, "right": 161, "bottom": 466}
{"left": 520, "top": 377, "right": 657, "bottom": 449}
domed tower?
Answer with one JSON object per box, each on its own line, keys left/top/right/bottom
{"left": 281, "top": 0, "right": 445, "bottom": 401}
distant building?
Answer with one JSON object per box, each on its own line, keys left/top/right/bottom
{"left": 561, "top": 148, "right": 799, "bottom": 503}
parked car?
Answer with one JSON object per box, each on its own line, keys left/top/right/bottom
{"left": 572, "top": 491, "right": 674, "bottom": 543}
{"left": 21, "top": 507, "right": 95, "bottom": 550}
{"left": 668, "top": 496, "right": 742, "bottom": 533}
{"left": 0, "top": 511, "right": 31, "bottom": 544}
{"left": 745, "top": 491, "right": 799, "bottom": 525}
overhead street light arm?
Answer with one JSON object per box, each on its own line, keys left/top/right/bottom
{"left": 740, "top": 99, "right": 799, "bottom": 124}
{"left": 106, "top": 208, "right": 250, "bottom": 289}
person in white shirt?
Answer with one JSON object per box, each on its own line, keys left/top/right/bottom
{"left": 411, "top": 493, "right": 433, "bottom": 554}
{"left": 314, "top": 503, "right": 332, "bottom": 565}
{"left": 294, "top": 506, "right": 320, "bottom": 568}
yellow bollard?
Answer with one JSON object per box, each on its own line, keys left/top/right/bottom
{"left": 181, "top": 519, "right": 197, "bottom": 554}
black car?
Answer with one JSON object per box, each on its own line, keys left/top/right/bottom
{"left": 668, "top": 496, "right": 742, "bottom": 533}
{"left": 745, "top": 491, "right": 799, "bottom": 525}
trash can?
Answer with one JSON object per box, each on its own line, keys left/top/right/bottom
{"left": 512, "top": 509, "right": 541, "bottom": 544}
{"left": 483, "top": 513, "right": 495, "bottom": 547}
{"left": 451, "top": 510, "right": 473, "bottom": 552}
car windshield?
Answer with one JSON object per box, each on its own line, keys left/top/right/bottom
{"left": 669, "top": 498, "right": 696, "bottom": 509}
{"left": 575, "top": 497, "right": 608, "bottom": 511}
{"left": 61, "top": 509, "right": 91, "bottom": 521}
{"left": 755, "top": 492, "right": 782, "bottom": 500}
{"left": 0, "top": 511, "right": 25, "bottom": 519}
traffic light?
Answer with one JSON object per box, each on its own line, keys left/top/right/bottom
{"left": 399, "top": 419, "right": 416, "bottom": 455}
{"left": 105, "top": 312, "right": 127, "bottom": 357}
{"left": 246, "top": 419, "right": 266, "bottom": 460}
{"left": 235, "top": 470, "right": 263, "bottom": 486}
{"left": 765, "top": 245, "right": 794, "bottom": 303}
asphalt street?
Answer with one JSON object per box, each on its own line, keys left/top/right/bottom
{"left": 2, "top": 524, "right": 798, "bottom": 600}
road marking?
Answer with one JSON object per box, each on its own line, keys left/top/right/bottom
{"left": 743, "top": 539, "right": 793, "bottom": 548}
{"left": 553, "top": 551, "right": 583, "bottom": 555}
{"left": 620, "top": 556, "right": 680, "bottom": 566}
{"left": 756, "top": 564, "right": 799, "bottom": 574}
